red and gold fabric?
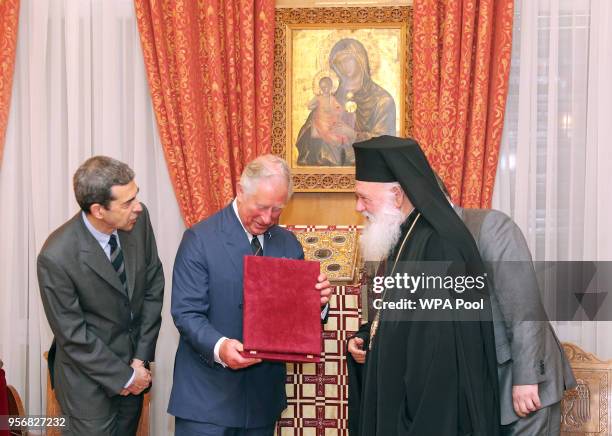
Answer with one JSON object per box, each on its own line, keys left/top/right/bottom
{"left": 412, "top": 0, "right": 514, "bottom": 208}
{"left": 0, "top": 0, "right": 20, "bottom": 168}
{"left": 134, "top": 0, "right": 275, "bottom": 226}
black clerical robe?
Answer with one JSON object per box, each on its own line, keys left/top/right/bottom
{"left": 355, "top": 212, "right": 500, "bottom": 436}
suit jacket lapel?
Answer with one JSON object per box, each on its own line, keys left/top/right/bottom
{"left": 221, "top": 205, "right": 252, "bottom": 277}
{"left": 119, "top": 230, "right": 136, "bottom": 300}
{"left": 76, "top": 214, "right": 126, "bottom": 296}
{"left": 263, "top": 226, "right": 285, "bottom": 258}
{"left": 454, "top": 205, "right": 464, "bottom": 220}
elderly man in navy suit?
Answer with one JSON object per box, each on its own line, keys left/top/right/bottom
{"left": 168, "top": 154, "right": 332, "bottom": 435}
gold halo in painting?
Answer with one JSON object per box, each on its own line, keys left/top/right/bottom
{"left": 312, "top": 69, "right": 340, "bottom": 95}
{"left": 317, "top": 30, "right": 381, "bottom": 78}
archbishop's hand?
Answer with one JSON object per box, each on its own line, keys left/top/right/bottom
{"left": 348, "top": 336, "right": 367, "bottom": 364}
{"left": 220, "top": 338, "right": 262, "bottom": 370}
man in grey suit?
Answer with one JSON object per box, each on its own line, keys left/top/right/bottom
{"left": 456, "top": 206, "right": 575, "bottom": 435}
{"left": 38, "top": 156, "right": 164, "bottom": 436}
{"left": 348, "top": 201, "right": 576, "bottom": 435}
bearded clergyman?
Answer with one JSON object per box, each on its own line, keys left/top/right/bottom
{"left": 346, "top": 135, "right": 501, "bottom": 436}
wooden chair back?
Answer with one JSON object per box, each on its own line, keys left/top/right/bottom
{"left": 561, "top": 343, "right": 612, "bottom": 435}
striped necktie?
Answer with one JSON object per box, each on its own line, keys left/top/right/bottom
{"left": 108, "top": 234, "right": 128, "bottom": 294}
{"left": 251, "top": 235, "right": 263, "bottom": 256}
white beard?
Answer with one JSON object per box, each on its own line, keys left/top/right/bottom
{"left": 359, "top": 201, "right": 406, "bottom": 262}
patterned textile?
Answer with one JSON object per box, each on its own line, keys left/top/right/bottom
{"left": 277, "top": 226, "right": 363, "bottom": 436}
{"left": 411, "top": 0, "right": 514, "bottom": 208}
{"left": 289, "top": 226, "right": 360, "bottom": 283}
{"left": 0, "top": 0, "right": 19, "bottom": 168}
{"left": 134, "top": 0, "right": 275, "bottom": 226}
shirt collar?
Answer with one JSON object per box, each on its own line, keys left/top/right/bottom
{"left": 81, "top": 211, "right": 119, "bottom": 246}
{"left": 232, "top": 198, "right": 256, "bottom": 241}
{"left": 231, "top": 199, "right": 270, "bottom": 250}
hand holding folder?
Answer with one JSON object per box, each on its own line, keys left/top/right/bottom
{"left": 241, "top": 255, "right": 323, "bottom": 363}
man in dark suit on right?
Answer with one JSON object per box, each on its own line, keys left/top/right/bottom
{"left": 348, "top": 181, "right": 576, "bottom": 435}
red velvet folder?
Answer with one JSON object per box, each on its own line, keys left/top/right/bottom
{"left": 241, "top": 255, "right": 321, "bottom": 363}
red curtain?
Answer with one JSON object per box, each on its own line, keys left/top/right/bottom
{"left": 0, "top": 0, "right": 19, "bottom": 168}
{"left": 412, "top": 0, "right": 514, "bottom": 208}
{"left": 134, "top": 0, "right": 275, "bottom": 226}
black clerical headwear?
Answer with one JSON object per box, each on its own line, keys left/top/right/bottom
{"left": 353, "top": 135, "right": 479, "bottom": 266}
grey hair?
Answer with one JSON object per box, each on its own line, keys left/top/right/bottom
{"left": 383, "top": 181, "right": 402, "bottom": 191}
{"left": 239, "top": 154, "right": 293, "bottom": 198}
{"left": 73, "top": 156, "right": 135, "bottom": 213}
{"left": 381, "top": 181, "right": 403, "bottom": 199}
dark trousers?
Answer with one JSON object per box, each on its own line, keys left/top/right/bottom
{"left": 175, "top": 418, "right": 275, "bottom": 436}
{"left": 61, "top": 393, "right": 143, "bottom": 436}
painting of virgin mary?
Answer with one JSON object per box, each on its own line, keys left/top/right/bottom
{"left": 295, "top": 38, "right": 397, "bottom": 167}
